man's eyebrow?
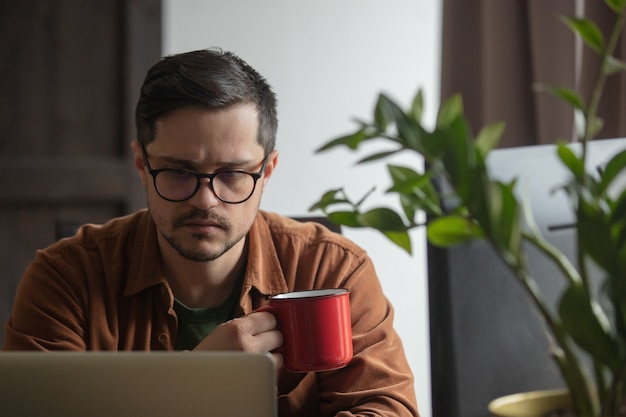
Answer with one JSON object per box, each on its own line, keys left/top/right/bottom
{"left": 157, "top": 155, "right": 255, "bottom": 170}
{"left": 156, "top": 155, "right": 196, "bottom": 169}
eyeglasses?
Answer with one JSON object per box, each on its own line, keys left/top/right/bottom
{"left": 141, "top": 146, "right": 269, "bottom": 204}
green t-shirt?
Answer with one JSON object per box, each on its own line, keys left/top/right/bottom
{"left": 173, "top": 283, "right": 241, "bottom": 351}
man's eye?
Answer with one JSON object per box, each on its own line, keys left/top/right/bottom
{"left": 172, "top": 169, "right": 192, "bottom": 177}
{"left": 220, "top": 171, "right": 241, "bottom": 179}
{"left": 163, "top": 169, "right": 195, "bottom": 181}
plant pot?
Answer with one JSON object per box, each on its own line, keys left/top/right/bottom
{"left": 488, "top": 389, "right": 572, "bottom": 417}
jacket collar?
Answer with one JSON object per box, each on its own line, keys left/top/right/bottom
{"left": 244, "top": 211, "right": 289, "bottom": 298}
{"left": 125, "top": 210, "right": 166, "bottom": 297}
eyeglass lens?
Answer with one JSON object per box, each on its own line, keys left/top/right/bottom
{"left": 154, "top": 170, "right": 256, "bottom": 203}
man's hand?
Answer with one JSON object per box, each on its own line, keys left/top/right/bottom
{"left": 192, "top": 311, "right": 283, "bottom": 368}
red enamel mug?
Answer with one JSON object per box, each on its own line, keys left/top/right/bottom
{"left": 260, "top": 288, "right": 352, "bottom": 372}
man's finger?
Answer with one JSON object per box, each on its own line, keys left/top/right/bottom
{"left": 239, "top": 310, "right": 277, "bottom": 335}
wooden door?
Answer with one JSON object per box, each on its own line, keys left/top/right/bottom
{"left": 0, "top": 0, "right": 161, "bottom": 346}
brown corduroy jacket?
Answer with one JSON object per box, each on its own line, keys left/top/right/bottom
{"left": 3, "top": 209, "right": 419, "bottom": 417}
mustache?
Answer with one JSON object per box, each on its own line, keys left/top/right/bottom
{"left": 173, "top": 209, "right": 231, "bottom": 230}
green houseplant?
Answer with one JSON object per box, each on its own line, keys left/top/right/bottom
{"left": 309, "top": 1, "right": 626, "bottom": 416}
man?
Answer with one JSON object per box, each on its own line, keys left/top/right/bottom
{"left": 3, "top": 48, "right": 419, "bottom": 416}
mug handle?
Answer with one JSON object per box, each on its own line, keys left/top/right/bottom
{"left": 254, "top": 304, "right": 272, "bottom": 314}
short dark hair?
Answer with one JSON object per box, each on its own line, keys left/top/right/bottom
{"left": 135, "top": 48, "right": 278, "bottom": 156}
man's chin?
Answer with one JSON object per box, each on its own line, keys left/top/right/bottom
{"left": 160, "top": 227, "right": 247, "bottom": 263}
{"left": 163, "top": 234, "right": 225, "bottom": 262}
{"left": 176, "top": 245, "right": 225, "bottom": 262}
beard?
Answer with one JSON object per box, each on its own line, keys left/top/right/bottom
{"left": 160, "top": 208, "right": 247, "bottom": 262}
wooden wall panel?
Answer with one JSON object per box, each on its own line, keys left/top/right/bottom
{"left": 0, "top": 0, "right": 161, "bottom": 347}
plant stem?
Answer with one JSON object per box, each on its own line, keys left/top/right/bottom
{"left": 581, "top": 6, "right": 626, "bottom": 146}
{"left": 522, "top": 231, "right": 582, "bottom": 285}
{"left": 505, "top": 257, "right": 597, "bottom": 416}
{"left": 576, "top": 9, "right": 626, "bottom": 414}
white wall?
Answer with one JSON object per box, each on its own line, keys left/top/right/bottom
{"left": 163, "top": 2, "right": 441, "bottom": 416}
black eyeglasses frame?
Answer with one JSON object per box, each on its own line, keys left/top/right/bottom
{"left": 140, "top": 145, "right": 269, "bottom": 204}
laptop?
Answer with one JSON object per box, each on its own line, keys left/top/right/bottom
{"left": 0, "top": 351, "right": 277, "bottom": 417}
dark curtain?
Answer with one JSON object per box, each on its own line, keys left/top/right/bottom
{"left": 440, "top": 0, "right": 626, "bottom": 148}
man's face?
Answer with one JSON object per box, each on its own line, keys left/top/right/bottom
{"left": 132, "top": 104, "right": 277, "bottom": 262}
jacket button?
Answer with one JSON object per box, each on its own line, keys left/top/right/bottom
{"left": 158, "top": 333, "right": 169, "bottom": 345}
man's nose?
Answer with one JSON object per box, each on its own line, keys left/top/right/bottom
{"left": 187, "top": 179, "right": 220, "bottom": 209}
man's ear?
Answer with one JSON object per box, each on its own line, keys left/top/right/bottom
{"left": 261, "top": 150, "right": 279, "bottom": 185}
{"left": 130, "top": 140, "right": 147, "bottom": 187}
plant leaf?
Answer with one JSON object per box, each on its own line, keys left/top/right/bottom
{"left": 381, "top": 230, "right": 412, "bottom": 254}
{"left": 588, "top": 116, "right": 605, "bottom": 137}
{"left": 561, "top": 16, "right": 605, "bottom": 53}
{"left": 387, "top": 165, "right": 442, "bottom": 217}
{"left": 604, "top": 0, "right": 626, "bottom": 13}
{"left": 427, "top": 215, "right": 484, "bottom": 247}
{"left": 534, "top": 84, "right": 586, "bottom": 110}
{"left": 437, "top": 94, "right": 464, "bottom": 129}
{"left": 316, "top": 127, "right": 376, "bottom": 152}
{"left": 578, "top": 199, "right": 617, "bottom": 273}
{"left": 356, "top": 207, "right": 407, "bottom": 231}
{"left": 373, "top": 93, "right": 426, "bottom": 152}
{"left": 327, "top": 211, "right": 362, "bottom": 228}
{"left": 610, "top": 191, "right": 626, "bottom": 225}
{"left": 308, "top": 188, "right": 349, "bottom": 212}
{"left": 321, "top": 209, "right": 414, "bottom": 253}
{"left": 488, "top": 180, "right": 522, "bottom": 257}
{"left": 559, "top": 282, "right": 620, "bottom": 370}
{"left": 387, "top": 165, "right": 427, "bottom": 193}
{"left": 375, "top": 94, "right": 399, "bottom": 131}
{"left": 438, "top": 116, "right": 478, "bottom": 202}
{"left": 605, "top": 55, "right": 626, "bottom": 75}
{"left": 557, "top": 144, "right": 585, "bottom": 180}
{"left": 409, "top": 89, "right": 424, "bottom": 123}
{"left": 475, "top": 121, "right": 505, "bottom": 157}
{"left": 600, "top": 149, "right": 626, "bottom": 194}
{"left": 395, "top": 105, "right": 427, "bottom": 151}
{"left": 356, "top": 149, "right": 402, "bottom": 164}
